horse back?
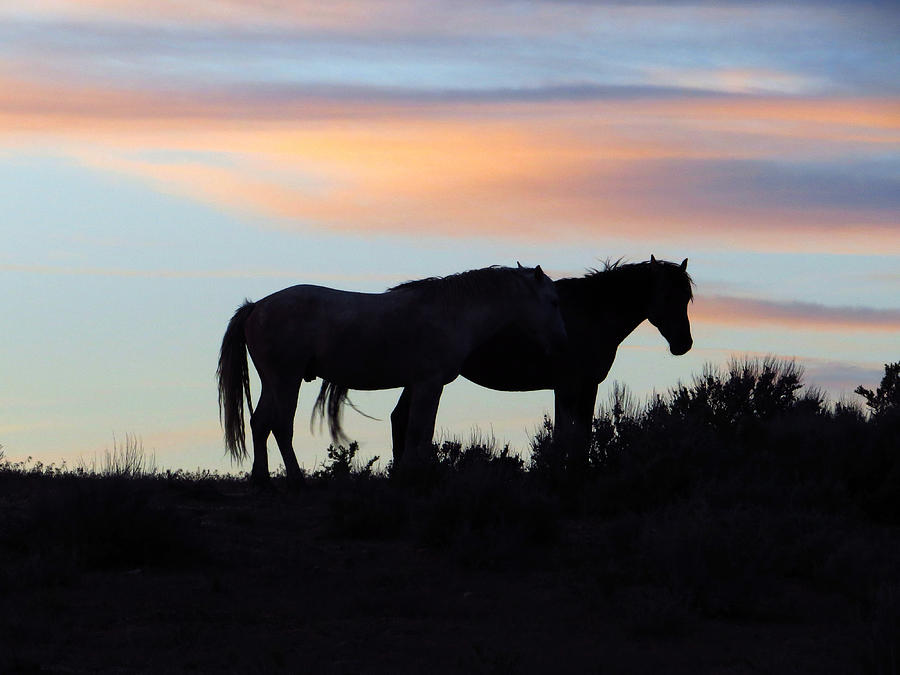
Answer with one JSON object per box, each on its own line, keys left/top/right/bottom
{"left": 244, "top": 283, "right": 463, "bottom": 388}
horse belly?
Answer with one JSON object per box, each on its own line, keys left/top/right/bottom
{"left": 315, "top": 354, "right": 407, "bottom": 389}
{"left": 252, "top": 286, "right": 459, "bottom": 389}
{"left": 461, "top": 339, "right": 555, "bottom": 391}
{"left": 312, "top": 319, "right": 452, "bottom": 389}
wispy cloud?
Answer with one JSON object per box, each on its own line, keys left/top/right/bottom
{"left": 60, "top": 125, "right": 896, "bottom": 254}
{"left": 693, "top": 295, "right": 900, "bottom": 332}
{"left": 3, "top": 2, "right": 898, "bottom": 103}
{"left": 866, "top": 272, "right": 900, "bottom": 284}
{"left": 661, "top": 346, "right": 888, "bottom": 395}
{"left": 1, "top": 3, "right": 896, "bottom": 255}
{"left": 0, "top": 262, "right": 404, "bottom": 284}
{"left": 2, "top": 66, "right": 899, "bottom": 127}
{"left": 803, "top": 360, "right": 887, "bottom": 395}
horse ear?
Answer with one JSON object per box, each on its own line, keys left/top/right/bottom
{"left": 680, "top": 258, "right": 688, "bottom": 270}
{"left": 534, "top": 264, "right": 544, "bottom": 280}
{"left": 517, "top": 261, "right": 524, "bottom": 269}
{"left": 650, "top": 254, "right": 657, "bottom": 265}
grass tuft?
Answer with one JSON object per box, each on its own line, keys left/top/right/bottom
{"left": 77, "top": 433, "right": 157, "bottom": 478}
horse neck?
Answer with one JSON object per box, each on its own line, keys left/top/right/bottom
{"left": 578, "top": 267, "right": 653, "bottom": 342}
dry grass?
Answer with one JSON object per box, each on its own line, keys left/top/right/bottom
{"left": 76, "top": 433, "right": 157, "bottom": 477}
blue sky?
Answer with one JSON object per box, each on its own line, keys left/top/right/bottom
{"left": 1, "top": 1, "right": 897, "bottom": 471}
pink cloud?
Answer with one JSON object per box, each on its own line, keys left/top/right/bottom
{"left": 693, "top": 295, "right": 900, "bottom": 332}
{"left": 2, "top": 1, "right": 424, "bottom": 31}
{"left": 2, "top": 74, "right": 897, "bottom": 254}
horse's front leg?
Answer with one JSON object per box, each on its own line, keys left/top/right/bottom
{"left": 569, "top": 383, "right": 599, "bottom": 477}
{"left": 390, "top": 388, "right": 412, "bottom": 465}
{"left": 403, "top": 380, "right": 444, "bottom": 465}
{"left": 553, "top": 388, "right": 577, "bottom": 462}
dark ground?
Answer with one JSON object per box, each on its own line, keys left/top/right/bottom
{"left": 0, "top": 472, "right": 891, "bottom": 675}
{"left": 3, "top": 360, "right": 898, "bottom": 674}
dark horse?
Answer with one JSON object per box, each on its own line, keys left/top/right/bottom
{"left": 217, "top": 265, "right": 567, "bottom": 485}
{"left": 388, "top": 256, "right": 694, "bottom": 473}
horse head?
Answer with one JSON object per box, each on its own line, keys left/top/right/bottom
{"left": 516, "top": 263, "right": 568, "bottom": 355}
{"left": 647, "top": 255, "right": 693, "bottom": 356}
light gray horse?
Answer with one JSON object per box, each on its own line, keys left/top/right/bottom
{"left": 217, "top": 265, "right": 566, "bottom": 485}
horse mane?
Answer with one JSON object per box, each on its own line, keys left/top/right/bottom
{"left": 388, "top": 265, "right": 527, "bottom": 303}
{"left": 562, "top": 258, "right": 694, "bottom": 305}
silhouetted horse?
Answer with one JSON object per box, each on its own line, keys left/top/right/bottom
{"left": 389, "top": 256, "right": 693, "bottom": 474}
{"left": 217, "top": 265, "right": 567, "bottom": 485}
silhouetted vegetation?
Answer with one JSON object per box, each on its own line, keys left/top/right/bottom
{"left": 527, "top": 358, "right": 900, "bottom": 522}
{"left": 76, "top": 432, "right": 158, "bottom": 477}
{"left": 856, "top": 361, "right": 900, "bottom": 420}
{"left": 317, "top": 434, "right": 558, "bottom": 567}
{"left": 1, "top": 358, "right": 898, "bottom": 672}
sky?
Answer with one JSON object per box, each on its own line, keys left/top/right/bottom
{"left": 1, "top": 1, "right": 898, "bottom": 472}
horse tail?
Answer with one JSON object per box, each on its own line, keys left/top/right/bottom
{"left": 311, "top": 380, "right": 351, "bottom": 444}
{"left": 311, "top": 380, "right": 380, "bottom": 444}
{"left": 217, "top": 300, "right": 256, "bottom": 462}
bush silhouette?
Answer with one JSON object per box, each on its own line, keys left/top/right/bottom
{"left": 317, "top": 440, "right": 378, "bottom": 480}
{"left": 856, "top": 362, "right": 900, "bottom": 420}
{"left": 521, "top": 359, "right": 900, "bottom": 523}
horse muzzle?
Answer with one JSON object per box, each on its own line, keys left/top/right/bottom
{"left": 669, "top": 338, "right": 693, "bottom": 356}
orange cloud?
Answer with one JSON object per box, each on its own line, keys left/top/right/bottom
{"left": 76, "top": 144, "right": 898, "bottom": 255}
{"left": 1, "top": 72, "right": 897, "bottom": 136}
{"left": 2, "top": 75, "right": 897, "bottom": 253}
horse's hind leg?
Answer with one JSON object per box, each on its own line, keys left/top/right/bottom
{"left": 250, "top": 386, "right": 275, "bottom": 485}
{"left": 270, "top": 378, "right": 304, "bottom": 488}
{"left": 390, "top": 388, "right": 412, "bottom": 465}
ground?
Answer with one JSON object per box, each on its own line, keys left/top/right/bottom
{"left": 0, "top": 474, "right": 881, "bottom": 675}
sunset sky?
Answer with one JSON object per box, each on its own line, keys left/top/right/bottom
{"left": 2, "top": 1, "right": 898, "bottom": 472}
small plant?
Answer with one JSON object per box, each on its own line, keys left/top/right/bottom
{"left": 434, "top": 430, "right": 523, "bottom": 473}
{"left": 667, "top": 357, "right": 806, "bottom": 429}
{"left": 589, "top": 382, "right": 642, "bottom": 472}
{"left": 528, "top": 415, "right": 565, "bottom": 485}
{"left": 77, "top": 433, "right": 157, "bottom": 478}
{"left": 319, "top": 440, "right": 379, "bottom": 479}
{"left": 856, "top": 362, "right": 900, "bottom": 420}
